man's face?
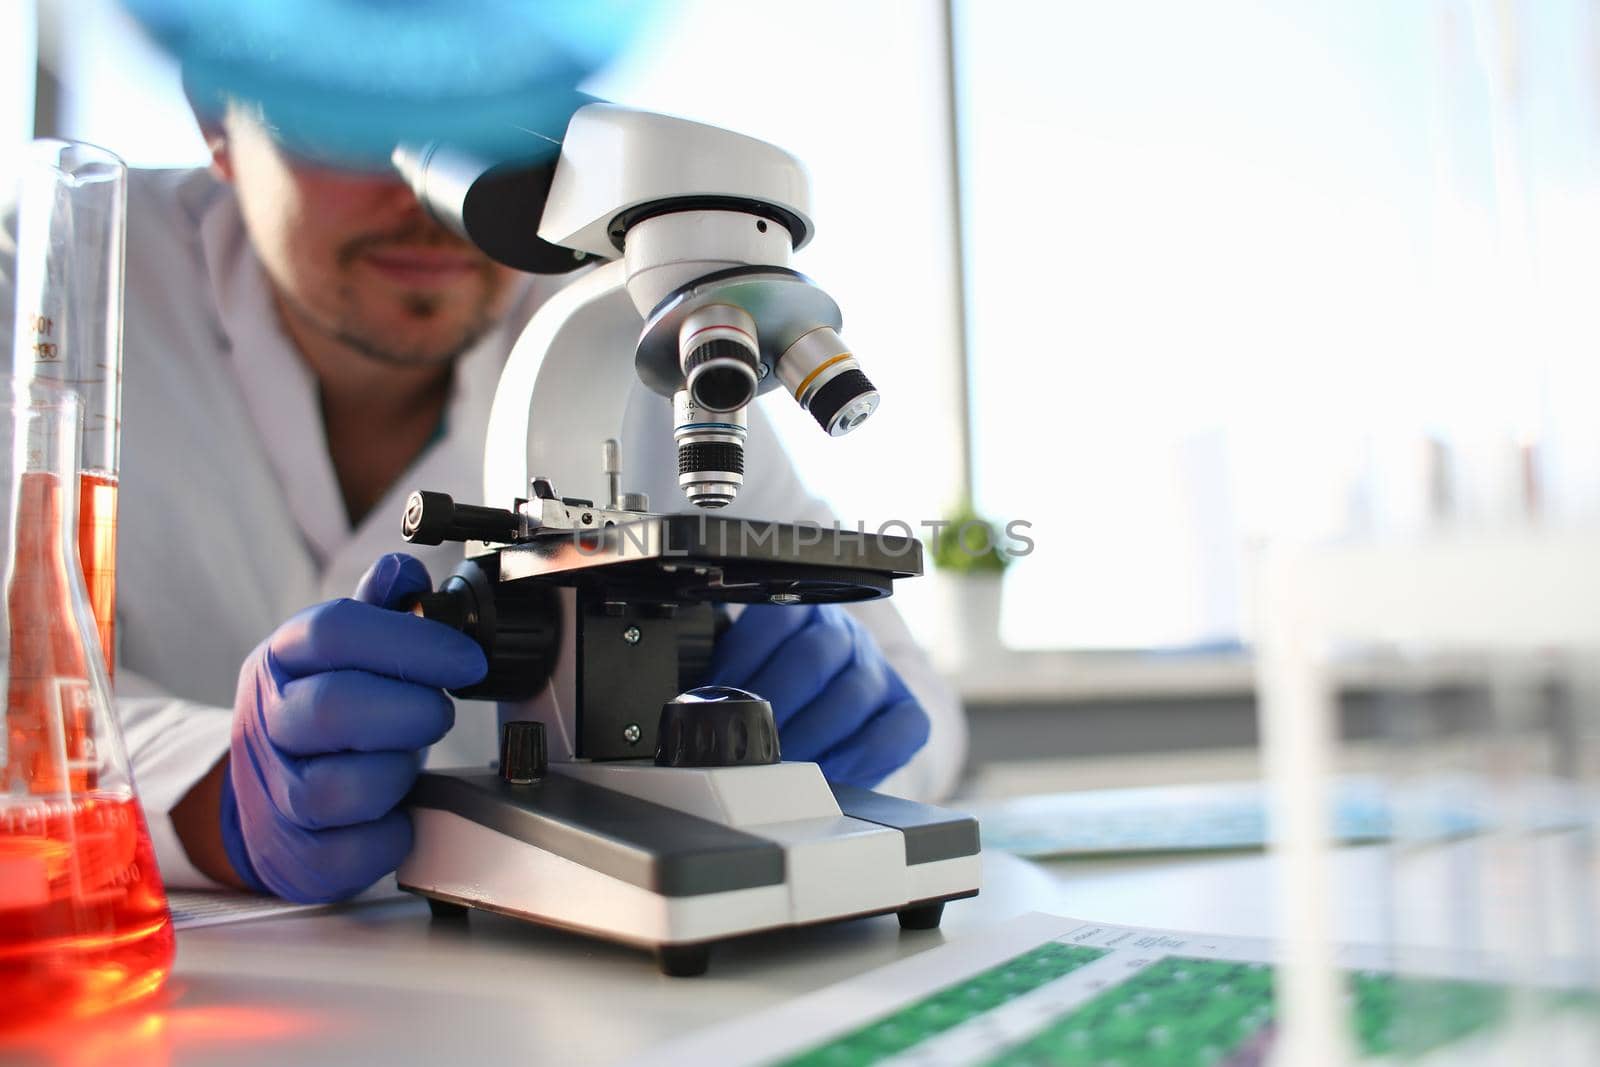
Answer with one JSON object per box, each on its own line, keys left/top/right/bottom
{"left": 211, "top": 108, "right": 520, "bottom": 367}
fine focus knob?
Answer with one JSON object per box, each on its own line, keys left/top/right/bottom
{"left": 655, "top": 686, "right": 780, "bottom": 768}
{"left": 500, "top": 720, "right": 547, "bottom": 784}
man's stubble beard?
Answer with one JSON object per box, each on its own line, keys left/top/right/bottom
{"left": 313, "top": 215, "right": 509, "bottom": 368}
{"left": 282, "top": 266, "right": 505, "bottom": 370}
{"left": 335, "top": 274, "right": 500, "bottom": 368}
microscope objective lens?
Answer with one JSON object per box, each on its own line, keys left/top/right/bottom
{"left": 774, "top": 327, "right": 879, "bottom": 436}
{"left": 679, "top": 304, "right": 760, "bottom": 414}
{"left": 673, "top": 389, "right": 747, "bottom": 509}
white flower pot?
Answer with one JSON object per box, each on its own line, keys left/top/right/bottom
{"left": 924, "top": 571, "right": 1005, "bottom": 673}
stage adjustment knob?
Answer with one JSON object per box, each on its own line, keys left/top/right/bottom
{"left": 500, "top": 720, "right": 547, "bottom": 784}
{"left": 402, "top": 489, "right": 521, "bottom": 546}
{"left": 655, "top": 686, "right": 780, "bottom": 768}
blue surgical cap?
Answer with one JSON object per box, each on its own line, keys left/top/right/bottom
{"left": 125, "top": 0, "right": 658, "bottom": 168}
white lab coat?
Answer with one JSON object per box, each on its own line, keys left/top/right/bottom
{"left": 0, "top": 168, "right": 966, "bottom": 887}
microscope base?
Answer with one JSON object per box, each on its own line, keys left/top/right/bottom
{"left": 396, "top": 764, "right": 982, "bottom": 975}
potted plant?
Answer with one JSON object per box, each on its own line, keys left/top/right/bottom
{"left": 925, "top": 502, "right": 1010, "bottom": 672}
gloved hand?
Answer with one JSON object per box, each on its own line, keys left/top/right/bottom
{"left": 219, "top": 553, "right": 487, "bottom": 902}
{"left": 701, "top": 603, "right": 929, "bottom": 788}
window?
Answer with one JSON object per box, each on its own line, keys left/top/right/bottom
{"left": 955, "top": 0, "right": 1600, "bottom": 650}
{"left": 2, "top": 1, "right": 37, "bottom": 194}
{"left": 40, "top": 0, "right": 209, "bottom": 167}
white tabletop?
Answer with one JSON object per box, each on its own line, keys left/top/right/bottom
{"left": 2, "top": 847, "right": 1400, "bottom": 1067}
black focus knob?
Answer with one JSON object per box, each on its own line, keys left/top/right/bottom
{"left": 500, "top": 721, "right": 547, "bottom": 784}
{"left": 409, "top": 559, "right": 562, "bottom": 702}
{"left": 655, "top": 686, "right": 780, "bottom": 768}
{"left": 402, "top": 489, "right": 521, "bottom": 546}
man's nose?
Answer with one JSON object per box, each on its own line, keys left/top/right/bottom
{"left": 366, "top": 178, "right": 461, "bottom": 240}
{"left": 371, "top": 176, "right": 430, "bottom": 217}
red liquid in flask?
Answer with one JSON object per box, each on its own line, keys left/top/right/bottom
{"left": 78, "top": 470, "right": 117, "bottom": 678}
{"left": 0, "top": 794, "right": 175, "bottom": 1031}
{"left": 1, "top": 472, "right": 173, "bottom": 1032}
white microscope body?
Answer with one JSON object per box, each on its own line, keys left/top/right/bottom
{"left": 393, "top": 103, "right": 981, "bottom": 976}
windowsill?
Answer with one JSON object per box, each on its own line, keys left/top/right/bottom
{"left": 949, "top": 649, "right": 1254, "bottom": 704}
{"left": 949, "top": 648, "right": 1503, "bottom": 706}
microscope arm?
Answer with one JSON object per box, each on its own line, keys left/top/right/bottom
{"left": 482, "top": 259, "right": 639, "bottom": 508}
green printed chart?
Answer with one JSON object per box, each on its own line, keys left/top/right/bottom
{"left": 776, "top": 944, "right": 1109, "bottom": 1067}
{"left": 987, "top": 960, "right": 1510, "bottom": 1066}
{"left": 647, "top": 913, "right": 1591, "bottom": 1067}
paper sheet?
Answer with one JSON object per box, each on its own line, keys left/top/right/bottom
{"left": 631, "top": 913, "right": 1591, "bottom": 1067}
{"left": 167, "top": 878, "right": 406, "bottom": 930}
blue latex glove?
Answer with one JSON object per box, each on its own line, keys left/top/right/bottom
{"left": 220, "top": 553, "right": 487, "bottom": 902}
{"left": 702, "top": 604, "right": 929, "bottom": 788}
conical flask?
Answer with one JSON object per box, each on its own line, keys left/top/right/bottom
{"left": 0, "top": 378, "right": 172, "bottom": 1031}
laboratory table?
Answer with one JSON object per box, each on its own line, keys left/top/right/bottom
{"left": 2, "top": 847, "right": 1400, "bottom": 1067}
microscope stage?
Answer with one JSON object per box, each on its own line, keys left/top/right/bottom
{"left": 487, "top": 513, "right": 922, "bottom": 604}
{"left": 397, "top": 762, "right": 981, "bottom": 975}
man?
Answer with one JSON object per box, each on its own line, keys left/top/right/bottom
{"left": 0, "top": 98, "right": 966, "bottom": 902}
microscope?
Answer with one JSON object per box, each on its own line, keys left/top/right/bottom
{"left": 390, "top": 103, "right": 981, "bottom": 976}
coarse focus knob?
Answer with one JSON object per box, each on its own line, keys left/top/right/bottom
{"left": 655, "top": 686, "right": 780, "bottom": 768}
{"left": 409, "top": 559, "right": 562, "bottom": 702}
{"left": 500, "top": 721, "right": 547, "bottom": 784}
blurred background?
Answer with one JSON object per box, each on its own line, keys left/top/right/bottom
{"left": 5, "top": 0, "right": 1598, "bottom": 799}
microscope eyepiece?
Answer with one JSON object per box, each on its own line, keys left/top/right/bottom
{"left": 774, "top": 326, "right": 879, "bottom": 436}
{"left": 678, "top": 304, "right": 760, "bottom": 414}
{"left": 673, "top": 389, "right": 746, "bottom": 509}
